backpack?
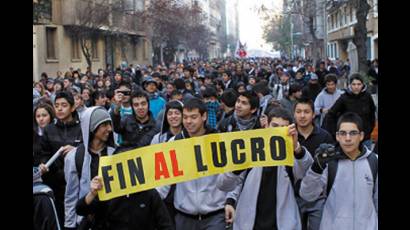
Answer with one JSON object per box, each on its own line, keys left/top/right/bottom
{"left": 326, "top": 152, "right": 378, "bottom": 195}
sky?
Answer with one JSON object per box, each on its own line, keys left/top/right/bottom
{"left": 239, "top": 0, "right": 283, "bottom": 51}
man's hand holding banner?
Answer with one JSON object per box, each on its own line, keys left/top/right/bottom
{"left": 97, "top": 127, "right": 294, "bottom": 201}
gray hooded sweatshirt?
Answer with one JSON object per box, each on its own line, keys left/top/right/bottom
{"left": 300, "top": 147, "right": 378, "bottom": 230}
{"left": 217, "top": 147, "right": 313, "bottom": 230}
{"left": 64, "top": 107, "right": 116, "bottom": 228}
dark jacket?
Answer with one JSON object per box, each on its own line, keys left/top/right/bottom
{"left": 33, "top": 183, "right": 61, "bottom": 230}
{"left": 302, "top": 83, "right": 322, "bottom": 102}
{"left": 323, "top": 85, "right": 376, "bottom": 140}
{"left": 315, "top": 69, "right": 329, "bottom": 88}
{"left": 111, "top": 111, "right": 159, "bottom": 148}
{"left": 76, "top": 189, "right": 174, "bottom": 230}
{"left": 39, "top": 112, "right": 83, "bottom": 205}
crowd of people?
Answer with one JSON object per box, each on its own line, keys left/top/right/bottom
{"left": 33, "top": 57, "right": 378, "bottom": 230}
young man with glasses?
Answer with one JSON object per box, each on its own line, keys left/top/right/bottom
{"left": 299, "top": 112, "right": 378, "bottom": 230}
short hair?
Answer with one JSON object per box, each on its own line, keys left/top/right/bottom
{"left": 288, "top": 83, "right": 303, "bottom": 96}
{"left": 171, "top": 90, "right": 183, "bottom": 98}
{"left": 117, "top": 81, "right": 131, "bottom": 90}
{"left": 55, "top": 91, "right": 75, "bottom": 107}
{"left": 294, "top": 97, "right": 314, "bottom": 113}
{"left": 349, "top": 73, "right": 364, "bottom": 84}
{"left": 324, "top": 73, "right": 338, "bottom": 84}
{"left": 92, "top": 90, "right": 107, "bottom": 104}
{"left": 336, "top": 112, "right": 364, "bottom": 132}
{"left": 130, "top": 90, "right": 149, "bottom": 105}
{"left": 239, "top": 90, "right": 260, "bottom": 110}
{"left": 183, "top": 97, "right": 207, "bottom": 115}
{"left": 202, "top": 86, "right": 218, "bottom": 98}
{"left": 174, "top": 78, "right": 186, "bottom": 90}
{"left": 220, "top": 88, "right": 239, "bottom": 108}
{"left": 267, "top": 107, "right": 294, "bottom": 124}
{"left": 252, "top": 80, "right": 270, "bottom": 96}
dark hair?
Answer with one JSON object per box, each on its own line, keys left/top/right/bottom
{"left": 267, "top": 107, "right": 294, "bottom": 124}
{"left": 336, "top": 112, "right": 364, "bottom": 132}
{"left": 33, "top": 103, "right": 55, "bottom": 127}
{"left": 92, "top": 90, "right": 107, "bottom": 105}
{"left": 174, "top": 78, "right": 186, "bottom": 90}
{"left": 130, "top": 90, "right": 149, "bottom": 105}
{"left": 252, "top": 80, "right": 270, "bottom": 96}
{"left": 349, "top": 73, "right": 364, "bottom": 84}
{"left": 324, "top": 73, "right": 338, "bottom": 84}
{"left": 220, "top": 88, "right": 239, "bottom": 108}
{"left": 215, "top": 79, "right": 225, "bottom": 90}
{"left": 239, "top": 90, "right": 260, "bottom": 110}
{"left": 55, "top": 91, "right": 75, "bottom": 106}
{"left": 171, "top": 90, "right": 183, "bottom": 98}
{"left": 202, "top": 86, "right": 218, "bottom": 98}
{"left": 289, "top": 83, "right": 303, "bottom": 96}
{"left": 117, "top": 81, "right": 131, "bottom": 90}
{"left": 183, "top": 97, "right": 207, "bottom": 115}
{"left": 294, "top": 97, "right": 314, "bottom": 113}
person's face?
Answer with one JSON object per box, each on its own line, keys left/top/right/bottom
{"left": 183, "top": 108, "right": 206, "bottom": 137}
{"left": 36, "top": 108, "right": 51, "bottom": 129}
{"left": 54, "top": 98, "right": 75, "bottom": 121}
{"left": 46, "top": 82, "right": 54, "bottom": 91}
{"left": 296, "top": 72, "right": 303, "bottom": 79}
{"left": 171, "top": 94, "right": 183, "bottom": 101}
{"left": 54, "top": 83, "right": 62, "bottom": 92}
{"left": 105, "top": 80, "right": 111, "bottom": 87}
{"left": 280, "top": 74, "right": 289, "bottom": 83}
{"left": 167, "top": 108, "right": 182, "bottom": 128}
{"left": 118, "top": 86, "right": 131, "bottom": 103}
{"left": 114, "top": 74, "right": 122, "bottom": 82}
{"left": 320, "top": 63, "right": 325, "bottom": 70}
{"left": 222, "top": 73, "right": 229, "bottom": 82}
{"left": 326, "top": 81, "right": 337, "bottom": 93}
{"left": 82, "top": 90, "right": 90, "bottom": 100}
{"left": 269, "top": 117, "right": 290, "bottom": 128}
{"left": 309, "top": 79, "right": 318, "bottom": 85}
{"left": 166, "top": 84, "right": 175, "bottom": 95}
{"left": 95, "top": 96, "right": 107, "bottom": 106}
{"left": 97, "top": 80, "right": 104, "bottom": 88}
{"left": 237, "top": 86, "right": 246, "bottom": 94}
{"left": 94, "top": 122, "right": 113, "bottom": 143}
{"left": 145, "top": 83, "right": 157, "bottom": 93}
{"left": 35, "top": 84, "right": 42, "bottom": 93}
{"left": 336, "top": 122, "right": 364, "bottom": 156}
{"left": 63, "top": 79, "right": 70, "bottom": 88}
{"left": 294, "top": 103, "right": 314, "bottom": 128}
{"left": 74, "top": 95, "right": 84, "bottom": 108}
{"left": 185, "top": 83, "right": 192, "bottom": 90}
{"left": 205, "top": 78, "right": 212, "bottom": 85}
{"left": 249, "top": 78, "right": 256, "bottom": 85}
{"left": 235, "top": 95, "right": 256, "bottom": 119}
{"left": 184, "top": 70, "right": 190, "bottom": 78}
{"left": 132, "top": 97, "right": 149, "bottom": 120}
{"left": 350, "top": 79, "right": 363, "bottom": 94}
{"left": 294, "top": 90, "right": 302, "bottom": 99}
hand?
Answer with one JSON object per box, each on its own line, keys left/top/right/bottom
{"left": 39, "top": 163, "right": 49, "bottom": 175}
{"left": 113, "top": 90, "right": 124, "bottom": 105}
{"left": 90, "top": 176, "right": 103, "bottom": 196}
{"left": 287, "top": 124, "right": 301, "bottom": 154}
{"left": 322, "top": 108, "right": 329, "bottom": 114}
{"left": 225, "top": 204, "right": 235, "bottom": 225}
{"left": 260, "top": 114, "right": 268, "bottom": 128}
{"left": 313, "top": 144, "right": 339, "bottom": 170}
{"left": 61, "top": 145, "right": 75, "bottom": 157}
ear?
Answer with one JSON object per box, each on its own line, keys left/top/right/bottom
{"left": 250, "top": 108, "right": 257, "bottom": 114}
{"left": 359, "top": 131, "right": 364, "bottom": 142}
{"left": 70, "top": 106, "right": 76, "bottom": 113}
{"left": 336, "top": 134, "right": 340, "bottom": 143}
{"left": 202, "top": 112, "right": 207, "bottom": 122}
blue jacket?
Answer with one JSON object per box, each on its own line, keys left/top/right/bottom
{"left": 149, "top": 92, "right": 166, "bottom": 120}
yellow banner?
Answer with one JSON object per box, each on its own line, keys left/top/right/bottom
{"left": 98, "top": 127, "right": 294, "bottom": 201}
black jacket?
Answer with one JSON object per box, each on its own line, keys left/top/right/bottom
{"left": 76, "top": 189, "right": 174, "bottom": 230}
{"left": 323, "top": 86, "right": 376, "bottom": 140}
{"left": 33, "top": 183, "right": 60, "bottom": 230}
{"left": 218, "top": 114, "right": 261, "bottom": 133}
{"left": 315, "top": 69, "right": 329, "bottom": 88}
{"left": 111, "top": 111, "right": 159, "bottom": 148}
{"left": 39, "top": 113, "right": 83, "bottom": 203}
{"left": 302, "top": 83, "right": 322, "bottom": 102}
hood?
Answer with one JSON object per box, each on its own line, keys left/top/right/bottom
{"left": 346, "top": 83, "right": 368, "bottom": 96}
{"left": 159, "top": 101, "right": 184, "bottom": 135}
{"left": 80, "top": 106, "right": 115, "bottom": 155}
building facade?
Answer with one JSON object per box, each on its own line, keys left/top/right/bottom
{"left": 33, "top": 0, "right": 152, "bottom": 82}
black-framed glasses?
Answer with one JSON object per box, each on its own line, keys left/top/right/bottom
{"left": 336, "top": 130, "right": 361, "bottom": 137}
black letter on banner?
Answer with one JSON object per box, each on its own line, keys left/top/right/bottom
{"left": 101, "top": 166, "right": 113, "bottom": 193}
{"left": 270, "top": 136, "right": 286, "bottom": 160}
{"left": 128, "top": 157, "right": 145, "bottom": 186}
{"left": 116, "top": 163, "right": 126, "bottom": 189}
{"left": 231, "top": 139, "right": 246, "bottom": 164}
{"left": 211, "top": 142, "right": 227, "bottom": 167}
{"left": 194, "top": 145, "right": 208, "bottom": 172}
{"left": 251, "top": 137, "right": 265, "bottom": 161}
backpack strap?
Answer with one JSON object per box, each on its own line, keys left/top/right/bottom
{"left": 367, "top": 153, "right": 378, "bottom": 193}
{"left": 326, "top": 159, "right": 339, "bottom": 196}
{"left": 75, "top": 144, "right": 86, "bottom": 181}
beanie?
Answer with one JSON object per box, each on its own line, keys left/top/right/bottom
{"left": 89, "top": 107, "right": 112, "bottom": 133}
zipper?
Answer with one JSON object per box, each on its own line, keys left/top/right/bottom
{"left": 353, "top": 161, "right": 356, "bottom": 230}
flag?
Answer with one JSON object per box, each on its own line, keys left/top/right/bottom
{"left": 235, "top": 40, "right": 247, "bottom": 58}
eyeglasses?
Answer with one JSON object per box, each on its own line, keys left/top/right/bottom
{"left": 336, "top": 130, "right": 361, "bottom": 137}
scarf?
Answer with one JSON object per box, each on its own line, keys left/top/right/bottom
{"left": 233, "top": 112, "right": 258, "bottom": 131}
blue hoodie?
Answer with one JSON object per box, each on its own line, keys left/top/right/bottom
{"left": 149, "top": 92, "right": 166, "bottom": 120}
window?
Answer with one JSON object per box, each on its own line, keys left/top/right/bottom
{"left": 350, "top": 5, "right": 353, "bottom": 23}
{"left": 338, "top": 11, "right": 342, "bottom": 27}
{"left": 367, "top": 37, "right": 371, "bottom": 60}
{"left": 143, "top": 39, "right": 148, "bottom": 60}
{"left": 92, "top": 39, "right": 99, "bottom": 59}
{"left": 46, "top": 27, "right": 57, "bottom": 59}
{"left": 343, "top": 6, "right": 347, "bottom": 25}
{"left": 327, "top": 16, "right": 331, "bottom": 31}
{"left": 71, "top": 37, "right": 81, "bottom": 60}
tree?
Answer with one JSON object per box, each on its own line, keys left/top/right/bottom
{"left": 351, "top": 0, "right": 371, "bottom": 74}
